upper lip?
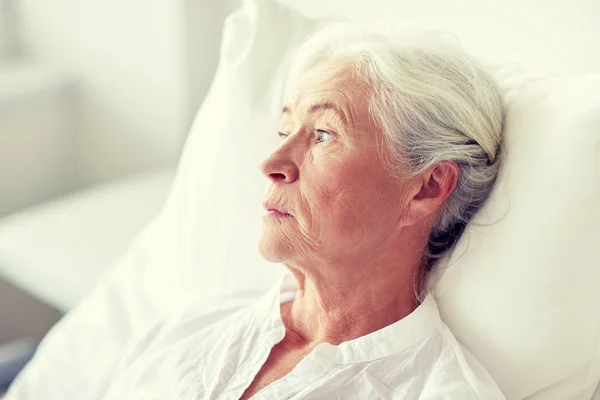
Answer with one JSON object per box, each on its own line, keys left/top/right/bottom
{"left": 263, "top": 201, "right": 292, "bottom": 216}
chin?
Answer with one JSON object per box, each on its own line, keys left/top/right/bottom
{"left": 258, "top": 234, "right": 292, "bottom": 263}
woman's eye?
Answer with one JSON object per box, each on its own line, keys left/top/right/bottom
{"left": 278, "top": 132, "right": 289, "bottom": 140}
{"left": 316, "top": 129, "right": 333, "bottom": 144}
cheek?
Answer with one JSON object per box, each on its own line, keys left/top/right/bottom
{"left": 301, "top": 154, "right": 388, "bottom": 232}
{"left": 297, "top": 142, "right": 408, "bottom": 256}
{"left": 300, "top": 149, "right": 348, "bottom": 204}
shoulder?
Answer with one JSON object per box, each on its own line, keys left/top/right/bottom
{"left": 423, "top": 321, "right": 506, "bottom": 400}
{"left": 144, "top": 290, "right": 262, "bottom": 348}
{"left": 413, "top": 295, "right": 505, "bottom": 399}
{"left": 87, "top": 291, "right": 262, "bottom": 399}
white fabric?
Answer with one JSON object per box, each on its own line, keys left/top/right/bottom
{"left": 88, "top": 273, "right": 505, "bottom": 400}
{"left": 0, "top": 169, "right": 174, "bottom": 311}
{"left": 274, "top": 0, "right": 600, "bottom": 76}
{"left": 6, "top": 1, "right": 600, "bottom": 400}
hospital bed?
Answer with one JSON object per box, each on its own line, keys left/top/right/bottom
{"left": 0, "top": 169, "right": 174, "bottom": 313}
{"left": 1, "top": 0, "right": 599, "bottom": 399}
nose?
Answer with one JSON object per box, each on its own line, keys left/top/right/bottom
{"left": 259, "top": 151, "right": 299, "bottom": 183}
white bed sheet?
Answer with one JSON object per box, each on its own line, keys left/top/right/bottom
{"left": 0, "top": 169, "right": 174, "bottom": 312}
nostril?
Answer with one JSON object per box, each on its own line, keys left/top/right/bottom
{"left": 269, "top": 172, "right": 287, "bottom": 181}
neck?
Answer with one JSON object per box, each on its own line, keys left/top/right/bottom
{"left": 282, "top": 246, "right": 425, "bottom": 347}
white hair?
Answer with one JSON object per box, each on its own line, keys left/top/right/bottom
{"left": 286, "top": 24, "right": 505, "bottom": 269}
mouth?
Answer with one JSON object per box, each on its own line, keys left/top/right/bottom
{"left": 263, "top": 202, "right": 293, "bottom": 218}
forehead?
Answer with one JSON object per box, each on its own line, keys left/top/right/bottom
{"left": 284, "top": 61, "right": 371, "bottom": 116}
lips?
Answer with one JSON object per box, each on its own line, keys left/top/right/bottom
{"left": 263, "top": 201, "right": 293, "bottom": 217}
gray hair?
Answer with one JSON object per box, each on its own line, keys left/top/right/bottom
{"left": 286, "top": 24, "right": 505, "bottom": 269}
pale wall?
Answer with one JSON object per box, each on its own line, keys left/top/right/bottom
{"left": 14, "top": 0, "right": 231, "bottom": 186}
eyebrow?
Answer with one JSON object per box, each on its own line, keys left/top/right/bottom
{"left": 282, "top": 102, "right": 347, "bottom": 125}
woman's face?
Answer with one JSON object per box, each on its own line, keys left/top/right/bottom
{"left": 259, "top": 61, "right": 413, "bottom": 267}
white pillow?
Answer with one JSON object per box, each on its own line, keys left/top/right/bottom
{"left": 430, "top": 74, "right": 600, "bottom": 399}
{"left": 7, "top": 1, "right": 600, "bottom": 399}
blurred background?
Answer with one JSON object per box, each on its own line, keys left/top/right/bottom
{"left": 0, "top": 0, "right": 239, "bottom": 359}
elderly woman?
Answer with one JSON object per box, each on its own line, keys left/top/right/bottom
{"left": 88, "top": 25, "right": 505, "bottom": 399}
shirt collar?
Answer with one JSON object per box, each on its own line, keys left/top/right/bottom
{"left": 254, "top": 271, "right": 444, "bottom": 364}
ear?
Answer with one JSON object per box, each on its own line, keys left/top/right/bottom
{"left": 403, "top": 161, "right": 459, "bottom": 227}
